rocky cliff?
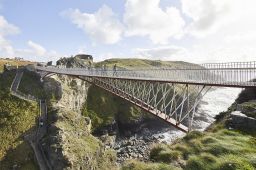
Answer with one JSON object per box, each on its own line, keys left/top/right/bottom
{"left": 41, "top": 73, "right": 117, "bottom": 169}
{"left": 51, "top": 75, "right": 89, "bottom": 114}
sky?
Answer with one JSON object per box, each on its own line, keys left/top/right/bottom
{"left": 0, "top": 0, "right": 256, "bottom": 63}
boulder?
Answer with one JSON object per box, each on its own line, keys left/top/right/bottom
{"left": 228, "top": 111, "right": 256, "bottom": 130}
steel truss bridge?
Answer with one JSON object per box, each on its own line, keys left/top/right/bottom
{"left": 36, "top": 61, "right": 256, "bottom": 132}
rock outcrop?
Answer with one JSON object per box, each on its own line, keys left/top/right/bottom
{"left": 43, "top": 109, "right": 117, "bottom": 170}
{"left": 228, "top": 111, "right": 256, "bottom": 130}
{"left": 51, "top": 75, "right": 90, "bottom": 114}
{"left": 42, "top": 74, "right": 117, "bottom": 169}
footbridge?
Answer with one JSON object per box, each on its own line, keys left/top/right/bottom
{"left": 36, "top": 61, "right": 256, "bottom": 132}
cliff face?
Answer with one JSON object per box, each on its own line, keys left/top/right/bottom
{"left": 42, "top": 74, "right": 117, "bottom": 169}
{"left": 51, "top": 75, "right": 90, "bottom": 114}
{"left": 44, "top": 108, "right": 116, "bottom": 170}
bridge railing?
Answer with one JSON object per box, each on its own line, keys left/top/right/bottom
{"left": 36, "top": 61, "right": 256, "bottom": 87}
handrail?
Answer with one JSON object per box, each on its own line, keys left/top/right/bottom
{"left": 35, "top": 61, "right": 256, "bottom": 88}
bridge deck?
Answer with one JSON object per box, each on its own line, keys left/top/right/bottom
{"left": 36, "top": 61, "right": 256, "bottom": 88}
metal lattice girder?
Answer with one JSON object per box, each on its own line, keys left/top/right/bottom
{"left": 79, "top": 76, "right": 211, "bottom": 132}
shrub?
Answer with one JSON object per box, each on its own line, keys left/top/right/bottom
{"left": 237, "top": 102, "right": 256, "bottom": 118}
{"left": 173, "top": 144, "right": 191, "bottom": 160}
{"left": 183, "top": 131, "right": 203, "bottom": 141}
{"left": 200, "top": 153, "right": 217, "bottom": 164}
{"left": 215, "top": 111, "right": 229, "bottom": 121}
{"left": 201, "top": 136, "right": 217, "bottom": 144}
{"left": 236, "top": 82, "right": 256, "bottom": 104}
{"left": 206, "top": 144, "right": 230, "bottom": 156}
{"left": 220, "top": 129, "right": 238, "bottom": 136}
{"left": 184, "top": 156, "right": 207, "bottom": 170}
{"left": 150, "top": 144, "right": 180, "bottom": 163}
{"left": 185, "top": 153, "right": 218, "bottom": 170}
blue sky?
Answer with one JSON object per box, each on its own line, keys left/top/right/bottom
{"left": 1, "top": 0, "right": 125, "bottom": 56}
{"left": 0, "top": 0, "right": 256, "bottom": 63}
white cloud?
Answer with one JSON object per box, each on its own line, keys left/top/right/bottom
{"left": 124, "top": 0, "right": 185, "bottom": 44}
{"left": 0, "top": 16, "right": 62, "bottom": 62}
{"left": 175, "top": 0, "right": 256, "bottom": 63}
{"left": 181, "top": 0, "right": 234, "bottom": 37}
{"left": 134, "top": 43, "right": 256, "bottom": 64}
{"left": 62, "top": 5, "right": 124, "bottom": 44}
{"left": 187, "top": 45, "right": 256, "bottom": 63}
{"left": 14, "top": 41, "right": 63, "bottom": 62}
{"left": 27, "top": 40, "right": 46, "bottom": 56}
{"left": 0, "top": 15, "right": 20, "bottom": 36}
{"left": 224, "top": 31, "right": 256, "bottom": 44}
{"left": 135, "top": 46, "right": 188, "bottom": 60}
{"left": 0, "top": 15, "right": 19, "bottom": 56}
{"left": 181, "top": 0, "right": 256, "bottom": 38}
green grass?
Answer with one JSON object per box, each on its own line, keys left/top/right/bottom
{"left": 0, "top": 58, "right": 34, "bottom": 72}
{"left": 19, "top": 69, "right": 46, "bottom": 99}
{"left": 83, "top": 85, "right": 118, "bottom": 130}
{"left": 150, "top": 144, "right": 180, "bottom": 163}
{"left": 95, "top": 58, "right": 201, "bottom": 70}
{"left": 145, "top": 129, "right": 256, "bottom": 170}
{"left": 122, "top": 160, "right": 181, "bottom": 170}
{"left": 0, "top": 70, "right": 39, "bottom": 169}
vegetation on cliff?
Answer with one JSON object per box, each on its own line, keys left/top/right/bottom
{"left": 83, "top": 85, "right": 145, "bottom": 131}
{"left": 0, "top": 70, "right": 38, "bottom": 169}
{"left": 123, "top": 88, "right": 256, "bottom": 170}
{"left": 46, "top": 106, "right": 117, "bottom": 169}
{"left": 19, "top": 69, "right": 46, "bottom": 99}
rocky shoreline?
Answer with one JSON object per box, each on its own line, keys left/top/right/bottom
{"left": 114, "top": 132, "right": 164, "bottom": 163}
{"left": 99, "top": 124, "right": 176, "bottom": 163}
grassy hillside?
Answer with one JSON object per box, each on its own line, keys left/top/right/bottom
{"left": 95, "top": 58, "right": 200, "bottom": 69}
{"left": 0, "top": 58, "right": 34, "bottom": 72}
{"left": 0, "top": 70, "right": 38, "bottom": 169}
{"left": 123, "top": 89, "right": 256, "bottom": 170}
{"left": 19, "top": 69, "right": 46, "bottom": 99}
